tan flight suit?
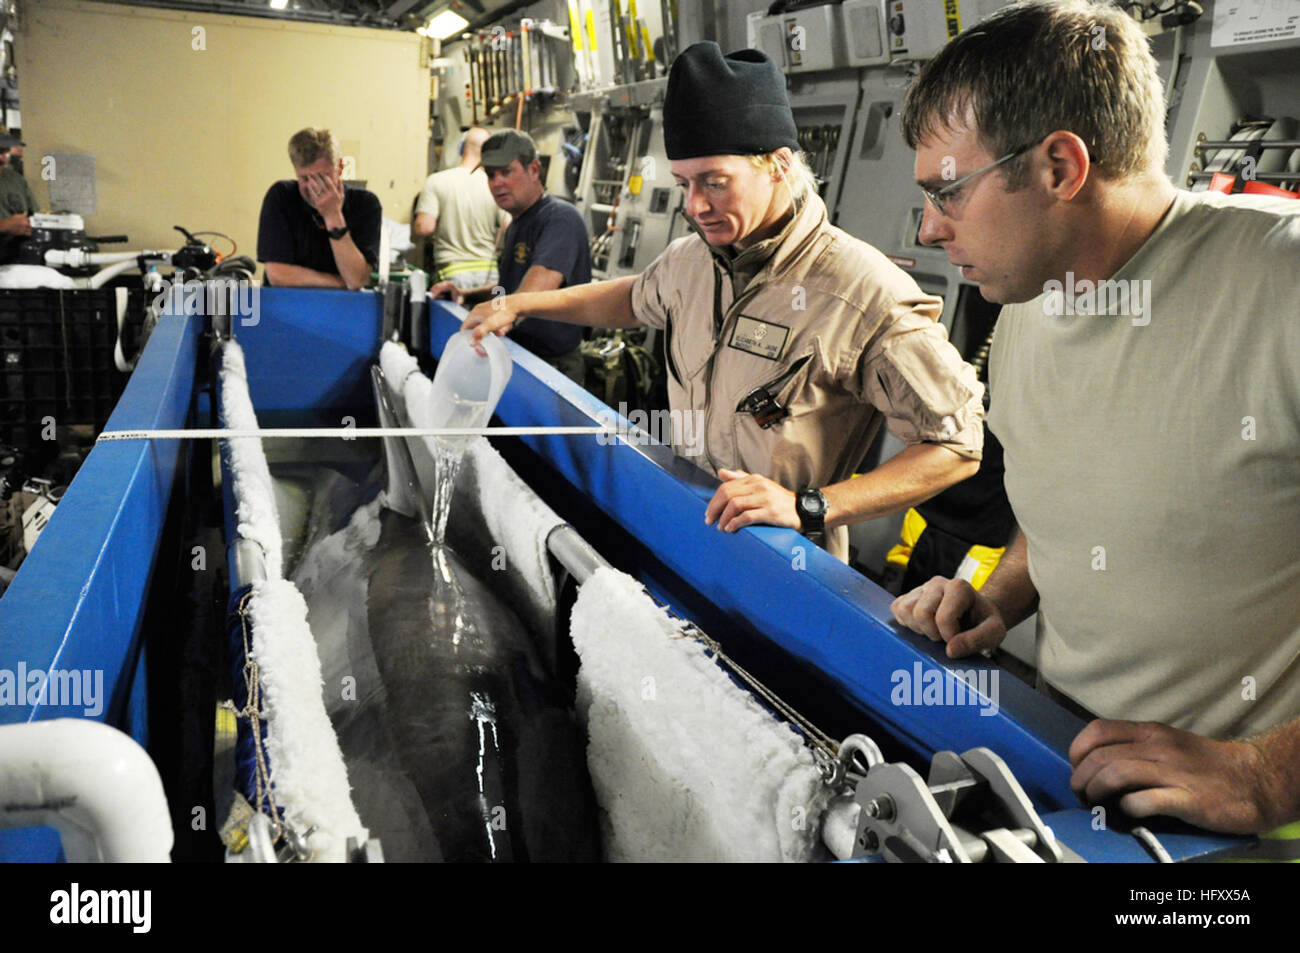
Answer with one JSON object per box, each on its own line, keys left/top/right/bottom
{"left": 630, "top": 193, "right": 984, "bottom": 561}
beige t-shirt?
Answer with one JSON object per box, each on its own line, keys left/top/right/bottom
{"left": 989, "top": 189, "right": 1300, "bottom": 739}
{"left": 416, "top": 166, "right": 508, "bottom": 271}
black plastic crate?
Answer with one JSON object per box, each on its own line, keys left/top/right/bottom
{"left": 0, "top": 288, "right": 147, "bottom": 462}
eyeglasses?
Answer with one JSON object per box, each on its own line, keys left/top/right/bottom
{"left": 919, "top": 140, "right": 1041, "bottom": 217}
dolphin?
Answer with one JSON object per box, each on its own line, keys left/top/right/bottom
{"left": 288, "top": 462, "right": 600, "bottom": 863}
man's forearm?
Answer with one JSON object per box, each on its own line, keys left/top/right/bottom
{"left": 978, "top": 530, "right": 1038, "bottom": 629}
{"left": 1245, "top": 717, "right": 1300, "bottom": 830}
{"left": 824, "top": 443, "right": 978, "bottom": 529}
{"left": 0, "top": 213, "right": 31, "bottom": 235}
{"left": 508, "top": 275, "right": 641, "bottom": 328}
{"left": 264, "top": 262, "right": 346, "bottom": 289}
{"left": 413, "top": 212, "right": 436, "bottom": 240}
{"left": 329, "top": 235, "right": 372, "bottom": 290}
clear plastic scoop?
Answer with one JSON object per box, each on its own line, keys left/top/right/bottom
{"left": 428, "top": 328, "right": 513, "bottom": 435}
{"left": 426, "top": 329, "right": 512, "bottom": 546}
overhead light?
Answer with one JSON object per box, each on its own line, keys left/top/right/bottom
{"left": 269, "top": 0, "right": 288, "bottom": 9}
{"left": 427, "top": 10, "right": 469, "bottom": 40}
{"left": 416, "top": 26, "right": 429, "bottom": 36}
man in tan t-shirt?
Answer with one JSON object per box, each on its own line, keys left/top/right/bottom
{"left": 414, "top": 127, "right": 509, "bottom": 290}
{"left": 891, "top": 0, "right": 1300, "bottom": 843}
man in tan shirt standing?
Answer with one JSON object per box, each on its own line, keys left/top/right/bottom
{"left": 414, "top": 127, "right": 509, "bottom": 290}
{"left": 890, "top": 0, "right": 1300, "bottom": 844}
{"left": 464, "top": 43, "right": 984, "bottom": 562}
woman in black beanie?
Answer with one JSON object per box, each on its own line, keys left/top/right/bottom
{"left": 464, "top": 42, "right": 985, "bottom": 563}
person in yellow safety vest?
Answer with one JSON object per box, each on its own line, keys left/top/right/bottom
{"left": 886, "top": 501, "right": 1007, "bottom": 590}
{"left": 884, "top": 394, "right": 1011, "bottom": 595}
{"left": 891, "top": 0, "right": 1300, "bottom": 856}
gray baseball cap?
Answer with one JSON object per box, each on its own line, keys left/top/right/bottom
{"left": 479, "top": 129, "right": 537, "bottom": 170}
{"left": 0, "top": 133, "right": 24, "bottom": 149}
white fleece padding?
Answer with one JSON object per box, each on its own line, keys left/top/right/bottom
{"left": 380, "top": 342, "right": 440, "bottom": 523}
{"left": 381, "top": 338, "right": 461, "bottom": 475}
{"left": 572, "top": 568, "right": 831, "bottom": 863}
{"left": 457, "top": 438, "right": 562, "bottom": 627}
{"left": 402, "top": 373, "right": 438, "bottom": 438}
{"left": 379, "top": 340, "right": 419, "bottom": 402}
{"left": 219, "top": 341, "right": 283, "bottom": 578}
{"left": 247, "top": 578, "right": 368, "bottom": 863}
{"left": 221, "top": 340, "right": 366, "bottom": 861}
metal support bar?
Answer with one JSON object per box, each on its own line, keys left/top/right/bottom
{"left": 371, "top": 365, "right": 434, "bottom": 529}
{"left": 230, "top": 537, "right": 268, "bottom": 592}
{"left": 1195, "top": 139, "right": 1300, "bottom": 150}
{"left": 546, "top": 523, "right": 612, "bottom": 585}
{"left": 1187, "top": 170, "right": 1299, "bottom": 184}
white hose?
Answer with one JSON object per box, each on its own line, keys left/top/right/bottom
{"left": 44, "top": 248, "right": 176, "bottom": 268}
{"left": 113, "top": 286, "right": 135, "bottom": 371}
{"left": 44, "top": 249, "right": 134, "bottom": 267}
{"left": 89, "top": 259, "right": 141, "bottom": 290}
{"left": 0, "top": 719, "right": 173, "bottom": 862}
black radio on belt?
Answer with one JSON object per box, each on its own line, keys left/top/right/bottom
{"left": 736, "top": 385, "right": 790, "bottom": 429}
{"left": 735, "top": 354, "right": 811, "bottom": 429}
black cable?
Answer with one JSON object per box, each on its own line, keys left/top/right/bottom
{"left": 189, "top": 230, "right": 237, "bottom": 257}
{"left": 206, "top": 255, "right": 257, "bottom": 280}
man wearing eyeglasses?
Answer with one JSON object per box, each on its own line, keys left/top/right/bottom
{"left": 891, "top": 0, "right": 1300, "bottom": 843}
{"left": 460, "top": 43, "right": 986, "bottom": 563}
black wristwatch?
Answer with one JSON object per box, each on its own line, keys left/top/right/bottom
{"left": 795, "top": 487, "right": 828, "bottom": 547}
{"left": 326, "top": 224, "right": 349, "bottom": 240}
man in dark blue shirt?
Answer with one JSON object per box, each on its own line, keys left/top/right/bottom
{"left": 431, "top": 129, "right": 591, "bottom": 381}
{"left": 257, "top": 127, "right": 382, "bottom": 290}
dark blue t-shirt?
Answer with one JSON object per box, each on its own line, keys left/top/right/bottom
{"left": 256, "top": 180, "right": 382, "bottom": 285}
{"left": 498, "top": 193, "right": 592, "bottom": 357}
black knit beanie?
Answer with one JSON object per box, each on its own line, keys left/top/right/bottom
{"left": 663, "top": 42, "right": 799, "bottom": 160}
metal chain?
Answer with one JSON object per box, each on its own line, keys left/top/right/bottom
{"left": 235, "top": 589, "right": 282, "bottom": 839}
{"left": 652, "top": 592, "right": 842, "bottom": 766}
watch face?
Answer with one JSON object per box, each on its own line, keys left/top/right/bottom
{"left": 800, "top": 491, "right": 825, "bottom": 517}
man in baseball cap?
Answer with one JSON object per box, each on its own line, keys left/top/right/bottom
{"left": 462, "top": 42, "right": 984, "bottom": 562}
{"left": 478, "top": 128, "right": 537, "bottom": 169}
{"left": 1, "top": 132, "right": 24, "bottom": 178}
{"left": 432, "top": 128, "right": 592, "bottom": 382}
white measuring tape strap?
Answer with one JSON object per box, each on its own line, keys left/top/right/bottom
{"left": 96, "top": 425, "right": 619, "bottom": 442}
